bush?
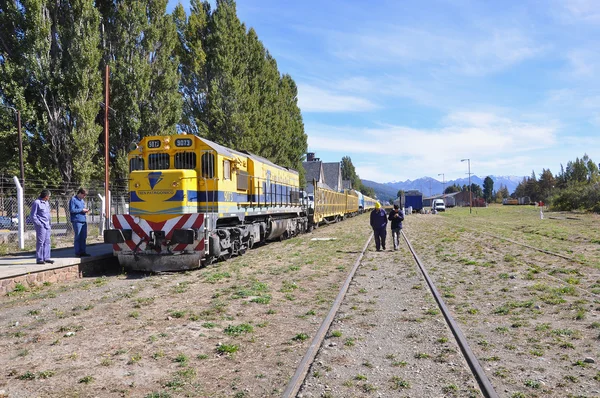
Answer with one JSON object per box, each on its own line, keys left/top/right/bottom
{"left": 551, "top": 183, "right": 600, "bottom": 212}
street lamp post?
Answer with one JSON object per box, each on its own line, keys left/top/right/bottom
{"left": 461, "top": 159, "right": 472, "bottom": 214}
{"left": 438, "top": 173, "right": 445, "bottom": 203}
{"left": 1, "top": 105, "right": 25, "bottom": 186}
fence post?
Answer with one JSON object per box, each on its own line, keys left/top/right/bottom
{"left": 13, "top": 176, "right": 24, "bottom": 249}
{"left": 98, "top": 194, "right": 105, "bottom": 236}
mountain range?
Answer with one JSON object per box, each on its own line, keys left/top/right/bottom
{"left": 362, "top": 175, "right": 525, "bottom": 201}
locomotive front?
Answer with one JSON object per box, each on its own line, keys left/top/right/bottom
{"left": 104, "top": 135, "right": 208, "bottom": 271}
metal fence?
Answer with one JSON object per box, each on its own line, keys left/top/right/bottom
{"left": 0, "top": 177, "right": 129, "bottom": 251}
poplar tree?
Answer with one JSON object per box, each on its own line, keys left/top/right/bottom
{"left": 174, "top": 0, "right": 210, "bottom": 136}
{"left": 483, "top": 176, "right": 494, "bottom": 203}
{"left": 0, "top": 0, "right": 102, "bottom": 189}
{"left": 276, "top": 74, "right": 307, "bottom": 171}
{"left": 205, "top": 0, "right": 250, "bottom": 147}
{"left": 244, "top": 28, "right": 272, "bottom": 154}
{"left": 101, "top": 0, "right": 182, "bottom": 179}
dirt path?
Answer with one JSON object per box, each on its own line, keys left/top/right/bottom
{"left": 300, "top": 236, "right": 481, "bottom": 397}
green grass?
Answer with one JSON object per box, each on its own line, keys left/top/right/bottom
{"left": 292, "top": 333, "right": 309, "bottom": 342}
{"left": 216, "top": 344, "right": 239, "bottom": 355}
{"left": 79, "top": 375, "right": 94, "bottom": 384}
{"left": 224, "top": 323, "right": 254, "bottom": 336}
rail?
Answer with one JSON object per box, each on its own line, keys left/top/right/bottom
{"left": 282, "top": 232, "right": 373, "bottom": 397}
{"left": 401, "top": 230, "right": 499, "bottom": 398}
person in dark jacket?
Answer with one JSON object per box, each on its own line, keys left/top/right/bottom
{"left": 69, "top": 188, "right": 90, "bottom": 257}
{"left": 31, "top": 189, "right": 54, "bottom": 264}
{"left": 370, "top": 202, "right": 387, "bottom": 251}
{"left": 388, "top": 204, "right": 404, "bottom": 250}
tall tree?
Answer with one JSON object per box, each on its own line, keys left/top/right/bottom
{"left": 470, "top": 183, "right": 482, "bottom": 198}
{"left": 341, "top": 156, "right": 361, "bottom": 191}
{"left": 498, "top": 184, "right": 510, "bottom": 200}
{"left": 173, "top": 0, "right": 210, "bottom": 136}
{"left": 483, "top": 176, "right": 494, "bottom": 203}
{"left": 101, "top": 0, "right": 182, "bottom": 179}
{"left": 1, "top": 0, "right": 102, "bottom": 189}
{"left": 205, "top": 0, "right": 249, "bottom": 147}
{"left": 526, "top": 170, "right": 539, "bottom": 201}
{"left": 538, "top": 168, "right": 555, "bottom": 202}
{"left": 445, "top": 184, "right": 461, "bottom": 194}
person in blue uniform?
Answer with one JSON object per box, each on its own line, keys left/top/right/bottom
{"left": 69, "top": 188, "right": 90, "bottom": 257}
{"left": 388, "top": 204, "right": 404, "bottom": 250}
{"left": 31, "top": 189, "right": 54, "bottom": 264}
{"left": 370, "top": 202, "right": 387, "bottom": 251}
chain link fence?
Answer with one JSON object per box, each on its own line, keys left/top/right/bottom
{"left": 0, "top": 177, "right": 128, "bottom": 253}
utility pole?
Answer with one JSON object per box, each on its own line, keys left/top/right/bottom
{"left": 1, "top": 105, "right": 24, "bottom": 187}
{"left": 461, "top": 159, "right": 472, "bottom": 214}
{"left": 438, "top": 173, "right": 445, "bottom": 202}
{"left": 104, "top": 65, "right": 110, "bottom": 230}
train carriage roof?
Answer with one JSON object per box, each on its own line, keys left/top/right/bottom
{"left": 196, "top": 136, "right": 299, "bottom": 175}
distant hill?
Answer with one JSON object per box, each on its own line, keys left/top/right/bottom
{"left": 362, "top": 175, "right": 524, "bottom": 201}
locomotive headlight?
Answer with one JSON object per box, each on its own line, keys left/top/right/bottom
{"left": 172, "top": 181, "right": 179, "bottom": 188}
{"left": 164, "top": 145, "right": 170, "bottom": 150}
{"left": 128, "top": 141, "right": 139, "bottom": 151}
{"left": 134, "top": 182, "right": 140, "bottom": 188}
{"left": 163, "top": 137, "right": 170, "bottom": 144}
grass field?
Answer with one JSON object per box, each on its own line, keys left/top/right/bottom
{"left": 405, "top": 205, "right": 600, "bottom": 397}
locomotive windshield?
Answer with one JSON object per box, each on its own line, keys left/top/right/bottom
{"left": 148, "top": 153, "right": 170, "bottom": 170}
{"left": 175, "top": 152, "right": 197, "bottom": 169}
{"left": 129, "top": 157, "right": 144, "bottom": 172}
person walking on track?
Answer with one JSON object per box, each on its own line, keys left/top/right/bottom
{"left": 31, "top": 189, "right": 54, "bottom": 264}
{"left": 69, "top": 188, "right": 91, "bottom": 257}
{"left": 370, "top": 202, "right": 388, "bottom": 251}
{"left": 388, "top": 204, "right": 404, "bottom": 250}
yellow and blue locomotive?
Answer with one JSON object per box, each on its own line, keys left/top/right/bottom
{"left": 104, "top": 135, "right": 307, "bottom": 271}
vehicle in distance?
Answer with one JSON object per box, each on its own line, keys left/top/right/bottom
{"left": 432, "top": 199, "right": 445, "bottom": 212}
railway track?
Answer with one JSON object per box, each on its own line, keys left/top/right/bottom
{"left": 286, "top": 230, "right": 500, "bottom": 397}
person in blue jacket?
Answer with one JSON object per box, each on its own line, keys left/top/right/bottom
{"left": 31, "top": 189, "right": 53, "bottom": 264}
{"left": 69, "top": 188, "right": 90, "bottom": 257}
{"left": 369, "top": 202, "right": 388, "bottom": 251}
{"left": 388, "top": 204, "right": 405, "bottom": 250}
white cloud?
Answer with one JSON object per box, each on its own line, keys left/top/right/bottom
{"left": 566, "top": 50, "right": 599, "bottom": 78}
{"left": 297, "top": 84, "right": 379, "bottom": 112}
{"left": 308, "top": 111, "right": 556, "bottom": 157}
{"left": 306, "top": 111, "right": 559, "bottom": 181}
{"left": 329, "top": 26, "right": 544, "bottom": 76}
{"left": 560, "top": 0, "right": 600, "bottom": 23}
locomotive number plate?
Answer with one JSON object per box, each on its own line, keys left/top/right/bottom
{"left": 175, "top": 138, "right": 193, "bottom": 147}
{"left": 147, "top": 140, "right": 161, "bottom": 149}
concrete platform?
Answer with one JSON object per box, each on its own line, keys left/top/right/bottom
{"left": 0, "top": 243, "right": 117, "bottom": 294}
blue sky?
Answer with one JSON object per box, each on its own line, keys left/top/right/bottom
{"left": 168, "top": 0, "right": 600, "bottom": 184}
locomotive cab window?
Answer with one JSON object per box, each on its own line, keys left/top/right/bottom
{"left": 201, "top": 152, "right": 215, "bottom": 178}
{"left": 129, "top": 157, "right": 144, "bottom": 172}
{"left": 148, "top": 153, "right": 170, "bottom": 170}
{"left": 175, "top": 152, "right": 196, "bottom": 169}
{"left": 223, "top": 160, "right": 231, "bottom": 180}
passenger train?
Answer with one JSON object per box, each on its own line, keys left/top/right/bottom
{"left": 104, "top": 135, "right": 376, "bottom": 271}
